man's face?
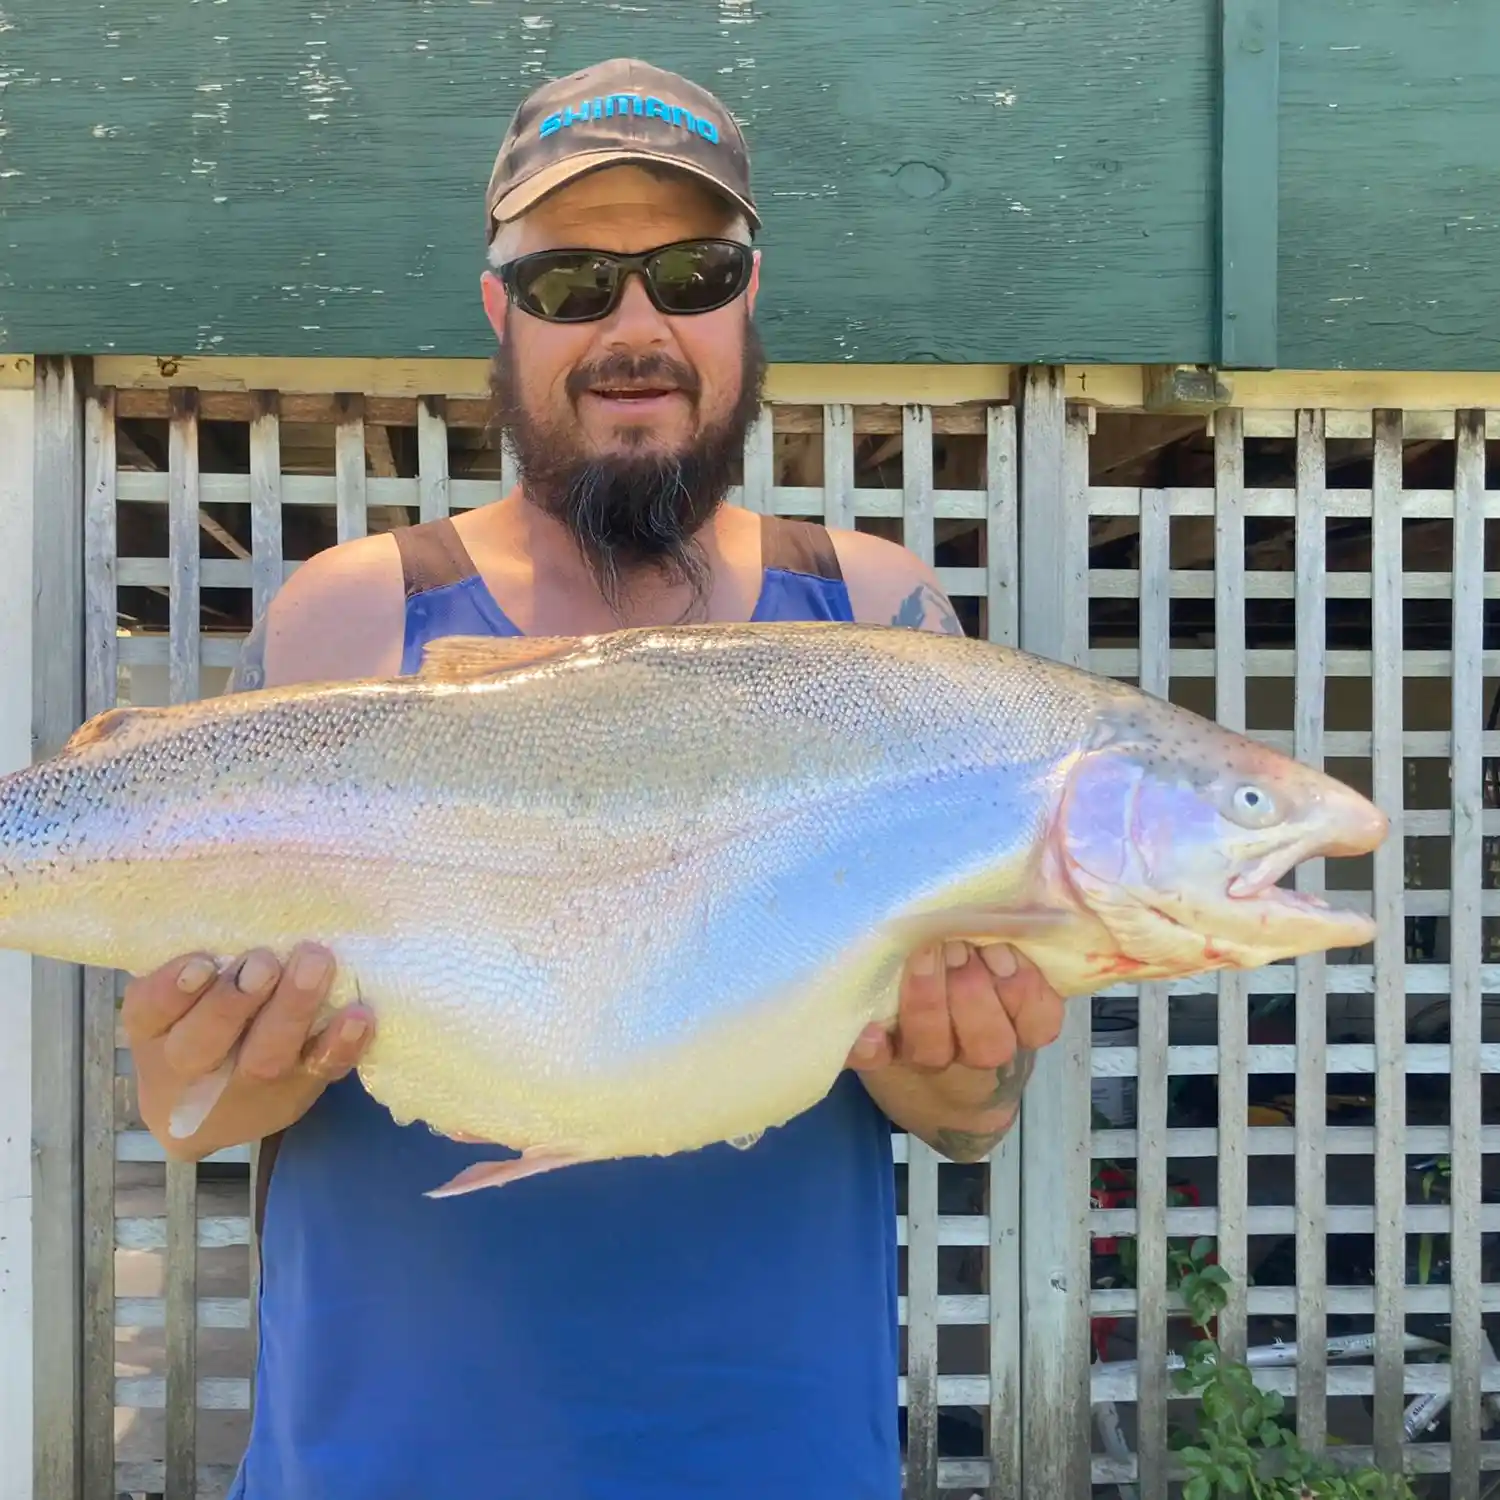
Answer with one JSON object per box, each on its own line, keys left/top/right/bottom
{"left": 480, "top": 165, "right": 767, "bottom": 611}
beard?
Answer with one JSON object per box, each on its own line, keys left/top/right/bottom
{"left": 485, "top": 313, "right": 768, "bottom": 619}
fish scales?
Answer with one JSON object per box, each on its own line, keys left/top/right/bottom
{"left": 0, "top": 621, "right": 1388, "bottom": 1193}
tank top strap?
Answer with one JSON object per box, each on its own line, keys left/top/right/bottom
{"left": 392, "top": 516, "right": 481, "bottom": 598}
{"left": 758, "top": 513, "right": 845, "bottom": 583}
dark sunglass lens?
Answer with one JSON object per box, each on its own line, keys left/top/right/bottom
{"left": 647, "top": 242, "right": 748, "bottom": 313}
{"left": 513, "top": 253, "right": 619, "bottom": 321}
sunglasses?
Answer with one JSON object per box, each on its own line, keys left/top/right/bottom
{"left": 496, "top": 237, "right": 754, "bottom": 324}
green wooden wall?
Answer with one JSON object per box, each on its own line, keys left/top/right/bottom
{"left": 0, "top": 0, "right": 1495, "bottom": 369}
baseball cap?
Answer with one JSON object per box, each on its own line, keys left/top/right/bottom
{"left": 483, "top": 58, "right": 760, "bottom": 243}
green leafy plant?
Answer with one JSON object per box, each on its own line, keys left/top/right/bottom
{"left": 1167, "top": 1240, "right": 1417, "bottom": 1499}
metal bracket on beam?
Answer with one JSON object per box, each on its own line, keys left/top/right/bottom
{"left": 1142, "top": 364, "right": 1233, "bottom": 413}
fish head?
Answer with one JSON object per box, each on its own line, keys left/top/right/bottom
{"left": 1050, "top": 708, "right": 1388, "bottom": 980}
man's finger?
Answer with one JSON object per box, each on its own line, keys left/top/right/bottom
{"left": 302, "top": 1005, "right": 376, "bottom": 1081}
{"left": 120, "top": 953, "right": 222, "bottom": 1044}
{"left": 946, "top": 953, "right": 1018, "bottom": 1070}
{"left": 894, "top": 944, "right": 959, "bottom": 1071}
{"left": 988, "top": 949, "right": 1065, "bottom": 1050}
{"left": 159, "top": 950, "right": 281, "bottom": 1079}
{"left": 235, "top": 944, "right": 337, "bottom": 1083}
{"left": 846, "top": 1023, "right": 894, "bottom": 1071}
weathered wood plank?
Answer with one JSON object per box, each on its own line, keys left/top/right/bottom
{"left": 1218, "top": 0, "right": 1279, "bottom": 367}
{"left": 1212, "top": 407, "right": 1250, "bottom": 1363}
{"left": 81, "top": 386, "right": 119, "bottom": 1500}
{"left": 0, "top": 381, "right": 37, "bottom": 1500}
{"left": 981, "top": 402, "right": 1021, "bottom": 1500}
{"left": 1017, "top": 372, "right": 1092, "bottom": 1498}
{"left": 900, "top": 405, "right": 935, "bottom": 568}
{"left": 821, "top": 404, "right": 855, "bottom": 532}
{"left": 1369, "top": 407, "right": 1409, "bottom": 1471}
{"left": 1292, "top": 409, "right": 1328, "bottom": 1448}
{"left": 740, "top": 405, "right": 774, "bottom": 515}
{"left": 1133, "top": 483, "right": 1171, "bottom": 1500}
{"left": 417, "top": 396, "right": 450, "bottom": 523}
{"left": 984, "top": 406, "right": 1018, "bottom": 650}
{"left": 1446, "top": 408, "right": 1486, "bottom": 1500}
{"left": 333, "top": 393, "right": 369, "bottom": 543}
{"left": 31, "top": 354, "right": 86, "bottom": 1500}
{"left": 165, "top": 387, "right": 203, "bottom": 1500}
{"left": 904, "top": 1139, "right": 939, "bottom": 1500}
{"left": 248, "top": 392, "right": 284, "bottom": 620}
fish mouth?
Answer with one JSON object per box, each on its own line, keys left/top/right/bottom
{"left": 1224, "top": 836, "right": 1375, "bottom": 935}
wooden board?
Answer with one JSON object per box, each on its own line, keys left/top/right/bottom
{"left": 0, "top": 0, "right": 1217, "bottom": 363}
{"left": 4, "top": 3, "right": 1496, "bottom": 368}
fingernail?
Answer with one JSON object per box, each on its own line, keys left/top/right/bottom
{"left": 341, "top": 1017, "right": 369, "bottom": 1045}
{"left": 911, "top": 947, "right": 938, "bottom": 977}
{"left": 987, "top": 945, "right": 1019, "bottom": 979}
{"left": 236, "top": 952, "right": 279, "bottom": 994}
{"left": 290, "top": 948, "right": 331, "bottom": 991}
{"left": 176, "top": 957, "right": 217, "bottom": 993}
{"left": 944, "top": 940, "right": 969, "bottom": 970}
{"left": 852, "top": 1025, "right": 883, "bottom": 1060}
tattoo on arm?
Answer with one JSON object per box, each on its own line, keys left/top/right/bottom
{"left": 892, "top": 582, "right": 964, "bottom": 636}
{"left": 225, "top": 613, "right": 268, "bottom": 695}
{"left": 986, "top": 1047, "right": 1037, "bottom": 1109}
{"left": 933, "top": 1126, "right": 1007, "bottom": 1162}
{"left": 931, "top": 1050, "right": 1039, "bottom": 1163}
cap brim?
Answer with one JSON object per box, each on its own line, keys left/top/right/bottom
{"left": 488, "top": 148, "right": 760, "bottom": 237}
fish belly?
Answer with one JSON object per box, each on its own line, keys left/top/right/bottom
{"left": 346, "top": 775, "right": 1050, "bottom": 1161}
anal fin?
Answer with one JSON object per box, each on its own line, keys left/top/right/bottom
{"left": 424, "top": 1147, "right": 584, "bottom": 1199}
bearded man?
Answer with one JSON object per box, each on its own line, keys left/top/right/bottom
{"left": 120, "top": 57, "right": 1065, "bottom": 1500}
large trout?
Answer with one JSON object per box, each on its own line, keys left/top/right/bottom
{"left": 0, "top": 621, "right": 1386, "bottom": 1196}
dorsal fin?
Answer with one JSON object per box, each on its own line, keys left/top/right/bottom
{"left": 417, "top": 634, "right": 581, "bottom": 683}
{"left": 62, "top": 705, "right": 152, "bottom": 751}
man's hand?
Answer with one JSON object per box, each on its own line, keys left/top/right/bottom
{"left": 123, "top": 945, "right": 375, "bottom": 1160}
{"left": 847, "top": 941, "right": 1065, "bottom": 1161}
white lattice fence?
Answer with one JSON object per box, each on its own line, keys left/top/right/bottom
{"left": 1077, "top": 405, "right": 1500, "bottom": 1498}
{"left": 70, "top": 382, "right": 1024, "bottom": 1500}
{"left": 14, "top": 367, "right": 1500, "bottom": 1500}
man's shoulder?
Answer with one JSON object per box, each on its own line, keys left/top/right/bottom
{"left": 823, "top": 526, "right": 964, "bottom": 635}
{"left": 247, "top": 531, "right": 407, "bottom": 690}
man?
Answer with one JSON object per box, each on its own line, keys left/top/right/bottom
{"left": 122, "top": 58, "right": 1065, "bottom": 1499}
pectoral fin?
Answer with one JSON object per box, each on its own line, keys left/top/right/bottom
{"left": 168, "top": 1054, "right": 236, "bottom": 1139}
{"left": 885, "top": 905, "right": 1068, "bottom": 950}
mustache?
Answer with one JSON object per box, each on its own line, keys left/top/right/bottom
{"left": 565, "top": 351, "right": 702, "bottom": 403}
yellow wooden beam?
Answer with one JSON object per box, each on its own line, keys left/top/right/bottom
{"left": 80, "top": 355, "right": 1500, "bottom": 413}
{"left": 0, "top": 356, "right": 35, "bottom": 390}
{"left": 1065, "top": 363, "right": 1500, "bottom": 412}
{"left": 90, "top": 356, "right": 1017, "bottom": 406}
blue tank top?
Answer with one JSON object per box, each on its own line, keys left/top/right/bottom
{"left": 229, "top": 514, "right": 901, "bottom": 1500}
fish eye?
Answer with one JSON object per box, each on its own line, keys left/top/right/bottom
{"left": 1228, "top": 783, "right": 1278, "bottom": 828}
